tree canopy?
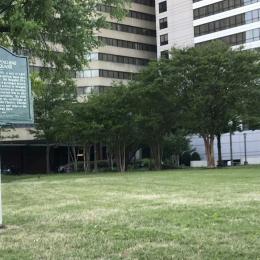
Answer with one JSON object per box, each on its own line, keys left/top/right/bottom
{"left": 37, "top": 41, "right": 260, "bottom": 171}
{"left": 165, "top": 41, "right": 260, "bottom": 167}
{"left": 129, "top": 61, "right": 184, "bottom": 169}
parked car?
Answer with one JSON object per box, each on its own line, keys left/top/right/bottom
{"left": 57, "top": 164, "right": 73, "bottom": 173}
{"left": 57, "top": 162, "right": 84, "bottom": 173}
{"left": 1, "top": 166, "right": 18, "bottom": 174}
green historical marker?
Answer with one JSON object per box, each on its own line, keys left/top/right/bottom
{"left": 0, "top": 46, "right": 33, "bottom": 124}
{"left": 0, "top": 46, "right": 34, "bottom": 227}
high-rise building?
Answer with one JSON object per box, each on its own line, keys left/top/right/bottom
{"left": 76, "top": 0, "right": 157, "bottom": 98}
{"left": 156, "top": 0, "right": 260, "bottom": 57}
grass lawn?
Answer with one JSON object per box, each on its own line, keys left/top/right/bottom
{"left": 0, "top": 167, "right": 260, "bottom": 259}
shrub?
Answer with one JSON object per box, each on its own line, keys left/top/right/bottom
{"left": 191, "top": 152, "right": 201, "bottom": 161}
{"left": 181, "top": 151, "right": 192, "bottom": 166}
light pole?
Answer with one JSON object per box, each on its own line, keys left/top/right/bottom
{"left": 243, "top": 133, "right": 248, "bottom": 165}
{"left": 228, "top": 121, "right": 233, "bottom": 166}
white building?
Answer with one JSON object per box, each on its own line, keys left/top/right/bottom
{"left": 156, "top": 0, "right": 260, "bottom": 57}
{"left": 155, "top": 0, "right": 194, "bottom": 58}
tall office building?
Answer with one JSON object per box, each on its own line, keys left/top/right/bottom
{"left": 76, "top": 0, "right": 157, "bottom": 98}
{"left": 156, "top": 0, "right": 260, "bottom": 57}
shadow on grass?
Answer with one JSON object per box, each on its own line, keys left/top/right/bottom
{"left": 2, "top": 174, "right": 50, "bottom": 183}
{"left": 2, "top": 165, "right": 259, "bottom": 184}
{"left": 1, "top": 171, "right": 140, "bottom": 183}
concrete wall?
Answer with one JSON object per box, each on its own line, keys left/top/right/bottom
{"left": 191, "top": 130, "right": 260, "bottom": 164}
{"left": 76, "top": 2, "right": 157, "bottom": 95}
{"left": 156, "top": 0, "right": 194, "bottom": 58}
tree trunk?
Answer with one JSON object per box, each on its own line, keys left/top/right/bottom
{"left": 93, "top": 143, "right": 98, "bottom": 172}
{"left": 172, "top": 154, "right": 180, "bottom": 167}
{"left": 150, "top": 142, "right": 162, "bottom": 170}
{"left": 83, "top": 144, "right": 91, "bottom": 172}
{"left": 203, "top": 135, "right": 215, "bottom": 168}
{"left": 110, "top": 153, "right": 114, "bottom": 171}
{"left": 106, "top": 147, "right": 111, "bottom": 171}
{"left": 72, "top": 146, "right": 78, "bottom": 172}
{"left": 83, "top": 145, "right": 87, "bottom": 173}
{"left": 217, "top": 134, "right": 223, "bottom": 167}
{"left": 46, "top": 144, "right": 50, "bottom": 173}
{"left": 122, "top": 143, "right": 126, "bottom": 172}
{"left": 116, "top": 142, "right": 126, "bottom": 172}
{"left": 67, "top": 145, "right": 71, "bottom": 173}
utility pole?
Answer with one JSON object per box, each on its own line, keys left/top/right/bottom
{"left": 229, "top": 131, "right": 233, "bottom": 166}
{"left": 243, "top": 133, "right": 248, "bottom": 165}
{"left": 228, "top": 121, "right": 233, "bottom": 166}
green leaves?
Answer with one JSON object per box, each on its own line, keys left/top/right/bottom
{"left": 0, "top": 0, "right": 128, "bottom": 142}
{"left": 166, "top": 41, "right": 260, "bottom": 136}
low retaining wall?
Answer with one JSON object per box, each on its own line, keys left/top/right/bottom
{"left": 241, "top": 157, "right": 260, "bottom": 165}
{"left": 190, "top": 161, "right": 208, "bottom": 168}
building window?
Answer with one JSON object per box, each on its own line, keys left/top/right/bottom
{"left": 98, "top": 53, "right": 149, "bottom": 66}
{"left": 194, "top": 9, "right": 260, "bottom": 37}
{"left": 99, "top": 69, "right": 136, "bottom": 80}
{"left": 109, "top": 22, "right": 156, "bottom": 37}
{"left": 134, "top": 0, "right": 155, "bottom": 6}
{"left": 77, "top": 86, "right": 109, "bottom": 95}
{"left": 195, "top": 28, "right": 260, "bottom": 47}
{"left": 159, "top": 17, "right": 168, "bottom": 29}
{"left": 97, "top": 5, "right": 155, "bottom": 22}
{"left": 193, "top": 0, "right": 260, "bottom": 20}
{"left": 160, "top": 34, "right": 168, "bottom": 46}
{"left": 160, "top": 50, "right": 169, "bottom": 59}
{"left": 76, "top": 69, "right": 99, "bottom": 78}
{"left": 99, "top": 36, "right": 157, "bottom": 52}
{"left": 159, "top": 1, "right": 167, "bottom": 13}
{"left": 84, "top": 52, "right": 98, "bottom": 61}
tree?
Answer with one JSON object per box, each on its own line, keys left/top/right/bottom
{"left": 30, "top": 72, "right": 76, "bottom": 172}
{"left": 48, "top": 101, "right": 103, "bottom": 173}
{"left": 88, "top": 85, "right": 139, "bottom": 172}
{"left": 166, "top": 41, "right": 260, "bottom": 168}
{"left": 129, "top": 61, "right": 182, "bottom": 170}
{"left": 72, "top": 102, "right": 104, "bottom": 172}
{"left": 163, "top": 131, "right": 190, "bottom": 168}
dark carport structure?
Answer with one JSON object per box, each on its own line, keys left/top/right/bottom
{"left": 0, "top": 140, "right": 68, "bottom": 174}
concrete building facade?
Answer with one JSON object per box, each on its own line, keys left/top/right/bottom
{"left": 76, "top": 0, "right": 157, "bottom": 98}
{"left": 155, "top": 0, "right": 194, "bottom": 58}
{"left": 156, "top": 0, "right": 260, "bottom": 56}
